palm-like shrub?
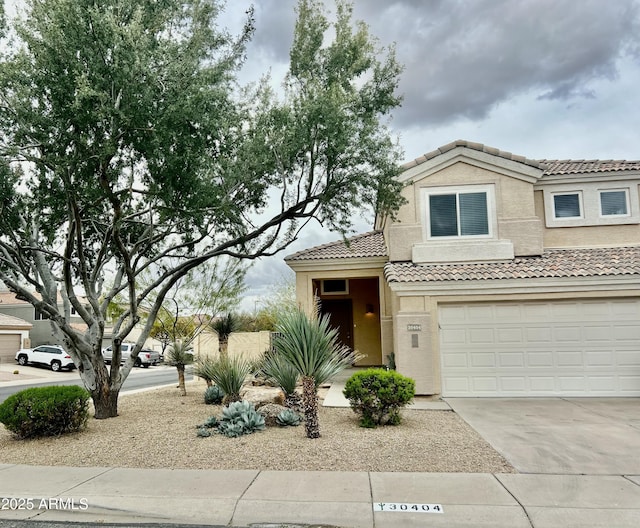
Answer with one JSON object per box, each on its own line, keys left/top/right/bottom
{"left": 201, "top": 354, "right": 252, "bottom": 403}
{"left": 167, "top": 340, "right": 195, "bottom": 396}
{"left": 274, "top": 308, "right": 360, "bottom": 439}
{"left": 210, "top": 313, "right": 239, "bottom": 358}
{"left": 260, "top": 351, "right": 301, "bottom": 410}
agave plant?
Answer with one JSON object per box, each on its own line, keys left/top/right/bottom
{"left": 274, "top": 308, "right": 360, "bottom": 439}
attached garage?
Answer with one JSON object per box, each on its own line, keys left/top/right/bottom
{"left": 0, "top": 333, "right": 21, "bottom": 364}
{"left": 0, "top": 314, "right": 32, "bottom": 365}
{"left": 439, "top": 299, "right": 640, "bottom": 397}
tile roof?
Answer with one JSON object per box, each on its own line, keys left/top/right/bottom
{"left": 538, "top": 159, "right": 640, "bottom": 175}
{"left": 402, "top": 140, "right": 545, "bottom": 171}
{"left": 285, "top": 231, "right": 387, "bottom": 261}
{"left": 384, "top": 246, "right": 640, "bottom": 283}
{"left": 0, "top": 313, "right": 32, "bottom": 328}
{"left": 402, "top": 140, "right": 640, "bottom": 176}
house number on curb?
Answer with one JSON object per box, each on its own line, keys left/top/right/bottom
{"left": 374, "top": 503, "right": 443, "bottom": 513}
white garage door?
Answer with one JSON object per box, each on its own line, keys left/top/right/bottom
{"left": 0, "top": 334, "right": 21, "bottom": 364}
{"left": 440, "top": 300, "right": 640, "bottom": 397}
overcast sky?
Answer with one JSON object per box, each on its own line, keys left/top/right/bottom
{"left": 227, "top": 0, "right": 640, "bottom": 310}
{"left": 5, "top": 0, "right": 640, "bottom": 310}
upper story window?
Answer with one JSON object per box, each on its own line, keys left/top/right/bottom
{"left": 553, "top": 192, "right": 582, "bottom": 219}
{"left": 34, "top": 308, "right": 49, "bottom": 321}
{"left": 425, "top": 186, "right": 493, "bottom": 239}
{"left": 599, "top": 189, "right": 629, "bottom": 217}
{"left": 542, "top": 183, "right": 639, "bottom": 228}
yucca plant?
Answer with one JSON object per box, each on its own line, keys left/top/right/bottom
{"left": 260, "top": 351, "right": 301, "bottom": 411}
{"left": 194, "top": 356, "right": 216, "bottom": 387}
{"left": 167, "top": 340, "right": 195, "bottom": 396}
{"left": 203, "top": 354, "right": 252, "bottom": 403}
{"left": 274, "top": 308, "right": 360, "bottom": 439}
{"left": 210, "top": 313, "right": 239, "bottom": 359}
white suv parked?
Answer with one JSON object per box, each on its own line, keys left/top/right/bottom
{"left": 15, "top": 345, "right": 76, "bottom": 372}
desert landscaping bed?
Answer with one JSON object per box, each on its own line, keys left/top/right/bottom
{"left": 0, "top": 380, "right": 514, "bottom": 473}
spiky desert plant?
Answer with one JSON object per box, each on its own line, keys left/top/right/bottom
{"left": 194, "top": 356, "right": 216, "bottom": 387}
{"left": 210, "top": 312, "right": 239, "bottom": 359}
{"left": 260, "top": 351, "right": 302, "bottom": 411}
{"left": 205, "top": 354, "right": 252, "bottom": 403}
{"left": 167, "top": 340, "right": 194, "bottom": 396}
{"left": 274, "top": 308, "right": 360, "bottom": 439}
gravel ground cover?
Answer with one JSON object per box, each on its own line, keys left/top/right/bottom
{"left": 0, "top": 381, "right": 515, "bottom": 473}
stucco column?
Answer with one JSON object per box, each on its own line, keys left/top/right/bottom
{"left": 393, "top": 302, "right": 435, "bottom": 395}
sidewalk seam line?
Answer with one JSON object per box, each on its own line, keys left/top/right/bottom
{"left": 229, "top": 469, "right": 261, "bottom": 526}
{"left": 368, "top": 471, "right": 376, "bottom": 528}
{"left": 56, "top": 466, "right": 116, "bottom": 496}
{"left": 492, "top": 473, "right": 534, "bottom": 528}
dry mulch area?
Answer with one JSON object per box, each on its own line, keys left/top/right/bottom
{"left": 0, "top": 380, "right": 515, "bottom": 473}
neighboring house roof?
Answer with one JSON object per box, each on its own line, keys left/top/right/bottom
{"left": 285, "top": 231, "right": 387, "bottom": 261}
{"left": 0, "top": 313, "right": 32, "bottom": 329}
{"left": 402, "top": 139, "right": 640, "bottom": 176}
{"left": 384, "top": 246, "right": 640, "bottom": 283}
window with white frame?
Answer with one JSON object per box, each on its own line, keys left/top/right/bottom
{"left": 552, "top": 192, "right": 582, "bottom": 219}
{"left": 542, "top": 183, "right": 639, "bottom": 227}
{"left": 599, "top": 189, "right": 629, "bottom": 217}
{"left": 426, "top": 187, "right": 491, "bottom": 238}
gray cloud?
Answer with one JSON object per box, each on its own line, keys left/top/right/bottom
{"left": 243, "top": 0, "right": 640, "bottom": 127}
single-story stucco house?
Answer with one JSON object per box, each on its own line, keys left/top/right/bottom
{"left": 285, "top": 140, "right": 640, "bottom": 397}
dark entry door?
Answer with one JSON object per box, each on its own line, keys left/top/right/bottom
{"left": 320, "top": 299, "right": 354, "bottom": 350}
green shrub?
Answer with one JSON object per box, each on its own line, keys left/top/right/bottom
{"left": 203, "top": 385, "right": 225, "bottom": 405}
{"left": 218, "top": 400, "right": 265, "bottom": 437}
{"left": 0, "top": 385, "right": 90, "bottom": 439}
{"left": 276, "top": 408, "right": 302, "bottom": 427}
{"left": 343, "top": 369, "right": 415, "bottom": 428}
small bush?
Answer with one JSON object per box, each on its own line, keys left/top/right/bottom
{"left": 343, "top": 368, "right": 415, "bottom": 428}
{"left": 0, "top": 385, "right": 90, "bottom": 439}
{"left": 204, "top": 385, "right": 225, "bottom": 405}
{"left": 276, "top": 408, "right": 302, "bottom": 427}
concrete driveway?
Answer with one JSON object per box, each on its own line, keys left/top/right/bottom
{"left": 447, "top": 398, "right": 640, "bottom": 474}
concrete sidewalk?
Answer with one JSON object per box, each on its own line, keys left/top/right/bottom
{"left": 1, "top": 464, "right": 640, "bottom": 527}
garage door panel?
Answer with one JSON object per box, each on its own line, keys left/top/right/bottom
{"left": 496, "top": 328, "right": 523, "bottom": 343}
{"left": 585, "top": 351, "right": 613, "bottom": 366}
{"left": 525, "top": 327, "right": 552, "bottom": 343}
{"left": 440, "top": 300, "right": 640, "bottom": 396}
{"left": 469, "top": 328, "right": 494, "bottom": 343}
{"left": 556, "top": 350, "right": 584, "bottom": 367}
{"left": 471, "top": 352, "right": 495, "bottom": 367}
{"left": 499, "top": 352, "right": 525, "bottom": 367}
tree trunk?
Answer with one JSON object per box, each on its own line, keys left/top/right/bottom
{"left": 177, "top": 365, "right": 186, "bottom": 396}
{"left": 92, "top": 386, "right": 120, "bottom": 419}
{"left": 219, "top": 339, "right": 228, "bottom": 359}
{"left": 302, "top": 375, "right": 320, "bottom": 439}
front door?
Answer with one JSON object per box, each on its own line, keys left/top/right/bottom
{"left": 320, "top": 299, "right": 354, "bottom": 350}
